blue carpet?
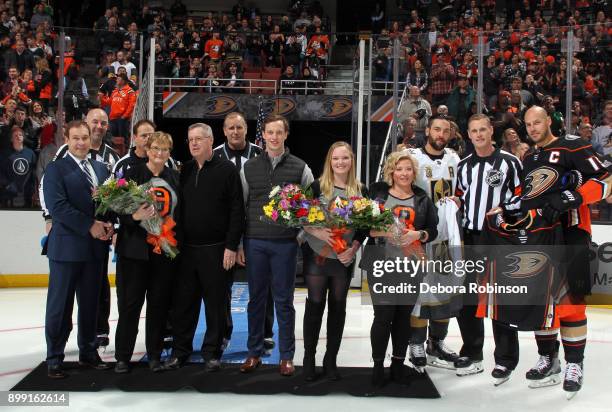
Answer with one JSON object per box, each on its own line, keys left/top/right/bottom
{"left": 146, "top": 282, "right": 280, "bottom": 364}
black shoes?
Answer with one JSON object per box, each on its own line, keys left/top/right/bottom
{"left": 149, "top": 359, "right": 164, "bottom": 373}
{"left": 79, "top": 354, "right": 112, "bottom": 370}
{"left": 302, "top": 353, "right": 316, "bottom": 381}
{"left": 95, "top": 334, "right": 110, "bottom": 349}
{"left": 372, "top": 361, "right": 385, "bottom": 387}
{"left": 163, "top": 356, "right": 186, "bottom": 370}
{"left": 205, "top": 358, "right": 221, "bottom": 372}
{"left": 264, "top": 337, "right": 275, "bottom": 351}
{"left": 47, "top": 363, "right": 67, "bottom": 379}
{"left": 323, "top": 353, "right": 341, "bottom": 381}
{"left": 114, "top": 361, "right": 130, "bottom": 374}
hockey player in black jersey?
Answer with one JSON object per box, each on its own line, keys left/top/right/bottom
{"left": 496, "top": 106, "right": 612, "bottom": 398}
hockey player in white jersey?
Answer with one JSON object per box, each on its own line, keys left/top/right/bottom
{"left": 403, "top": 115, "right": 462, "bottom": 372}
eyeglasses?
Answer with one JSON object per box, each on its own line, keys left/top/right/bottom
{"left": 187, "top": 136, "right": 210, "bottom": 144}
{"left": 149, "top": 146, "right": 170, "bottom": 153}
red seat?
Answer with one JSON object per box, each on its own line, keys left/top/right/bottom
{"left": 243, "top": 72, "right": 261, "bottom": 94}
{"left": 260, "top": 72, "right": 279, "bottom": 95}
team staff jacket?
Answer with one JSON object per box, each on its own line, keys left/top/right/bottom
{"left": 101, "top": 84, "right": 136, "bottom": 120}
{"left": 179, "top": 155, "right": 244, "bottom": 250}
{"left": 478, "top": 210, "right": 565, "bottom": 331}
{"left": 115, "top": 163, "right": 180, "bottom": 261}
{"left": 505, "top": 136, "right": 612, "bottom": 234}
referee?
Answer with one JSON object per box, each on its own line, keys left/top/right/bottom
{"left": 453, "top": 113, "right": 522, "bottom": 376}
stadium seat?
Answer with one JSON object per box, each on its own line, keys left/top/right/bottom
{"left": 243, "top": 72, "right": 262, "bottom": 94}
{"left": 260, "top": 72, "right": 280, "bottom": 95}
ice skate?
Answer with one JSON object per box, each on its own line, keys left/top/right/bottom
{"left": 492, "top": 364, "right": 511, "bottom": 386}
{"left": 426, "top": 338, "right": 459, "bottom": 370}
{"left": 454, "top": 357, "right": 483, "bottom": 377}
{"left": 409, "top": 343, "right": 426, "bottom": 373}
{"left": 526, "top": 354, "right": 561, "bottom": 389}
{"left": 563, "top": 362, "right": 583, "bottom": 400}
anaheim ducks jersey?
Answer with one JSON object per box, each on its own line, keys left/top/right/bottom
{"left": 478, "top": 210, "right": 564, "bottom": 330}
{"left": 405, "top": 147, "right": 460, "bottom": 204}
{"left": 510, "top": 136, "right": 612, "bottom": 234}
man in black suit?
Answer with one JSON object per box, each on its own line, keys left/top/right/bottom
{"left": 42, "top": 120, "right": 114, "bottom": 378}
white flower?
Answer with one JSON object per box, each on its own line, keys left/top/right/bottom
{"left": 282, "top": 210, "right": 291, "bottom": 220}
{"left": 371, "top": 200, "right": 381, "bottom": 217}
{"left": 269, "top": 185, "right": 281, "bottom": 198}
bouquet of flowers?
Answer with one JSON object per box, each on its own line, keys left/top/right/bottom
{"left": 263, "top": 184, "right": 326, "bottom": 227}
{"left": 390, "top": 214, "right": 425, "bottom": 259}
{"left": 93, "top": 177, "right": 179, "bottom": 259}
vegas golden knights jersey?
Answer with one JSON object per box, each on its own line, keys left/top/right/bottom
{"left": 405, "top": 147, "right": 460, "bottom": 204}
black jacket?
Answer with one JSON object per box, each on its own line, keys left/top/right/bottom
{"left": 368, "top": 181, "right": 438, "bottom": 242}
{"left": 179, "top": 155, "right": 244, "bottom": 250}
{"left": 115, "top": 163, "right": 180, "bottom": 260}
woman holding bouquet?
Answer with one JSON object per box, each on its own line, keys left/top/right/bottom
{"left": 114, "top": 132, "right": 180, "bottom": 374}
{"left": 366, "top": 151, "right": 438, "bottom": 387}
{"left": 301, "top": 141, "right": 367, "bottom": 381}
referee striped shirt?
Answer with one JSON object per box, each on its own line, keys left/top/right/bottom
{"left": 455, "top": 148, "right": 522, "bottom": 231}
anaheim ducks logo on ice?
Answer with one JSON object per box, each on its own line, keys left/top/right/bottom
{"left": 522, "top": 166, "right": 559, "bottom": 200}
{"left": 503, "top": 251, "right": 550, "bottom": 279}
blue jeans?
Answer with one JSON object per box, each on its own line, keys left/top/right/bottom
{"left": 245, "top": 238, "right": 298, "bottom": 360}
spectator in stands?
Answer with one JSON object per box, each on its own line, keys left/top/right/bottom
{"left": 592, "top": 100, "right": 612, "bottom": 159}
{"left": 501, "top": 127, "right": 529, "bottom": 160}
{"left": 542, "top": 94, "right": 566, "bottom": 137}
{"left": 406, "top": 59, "right": 428, "bottom": 94}
{"left": 0, "top": 125, "right": 36, "bottom": 207}
{"left": 224, "top": 61, "right": 243, "bottom": 92}
{"left": 205, "top": 31, "right": 224, "bottom": 63}
{"left": 430, "top": 50, "right": 455, "bottom": 107}
{"left": 10, "top": 104, "right": 36, "bottom": 152}
{"left": 446, "top": 73, "right": 475, "bottom": 136}
{"left": 2, "top": 66, "right": 31, "bottom": 106}
{"left": 29, "top": 100, "right": 54, "bottom": 151}
{"left": 96, "top": 9, "right": 113, "bottom": 31}
{"left": 245, "top": 28, "right": 264, "bottom": 68}
{"left": 0, "top": 97, "right": 17, "bottom": 128}
{"left": 225, "top": 27, "right": 246, "bottom": 63}
{"left": 99, "top": 17, "right": 124, "bottom": 53}
{"left": 5, "top": 39, "right": 35, "bottom": 74}
{"left": 63, "top": 66, "right": 89, "bottom": 122}
{"left": 268, "top": 25, "right": 285, "bottom": 67}
{"left": 170, "top": 0, "right": 188, "bottom": 18}
{"left": 301, "top": 66, "right": 319, "bottom": 95}
{"left": 30, "top": 2, "right": 52, "bottom": 31}
{"left": 204, "top": 63, "right": 222, "bottom": 93}
{"left": 307, "top": 26, "right": 329, "bottom": 68}
{"left": 111, "top": 50, "right": 137, "bottom": 79}
{"left": 280, "top": 65, "right": 298, "bottom": 95}
{"left": 284, "top": 33, "right": 303, "bottom": 71}
{"left": 400, "top": 117, "right": 423, "bottom": 148}
{"left": 399, "top": 86, "right": 432, "bottom": 140}
{"left": 104, "top": 72, "right": 136, "bottom": 144}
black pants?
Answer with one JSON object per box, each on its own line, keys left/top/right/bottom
{"left": 225, "top": 269, "right": 274, "bottom": 340}
{"left": 492, "top": 321, "right": 519, "bottom": 370}
{"left": 371, "top": 304, "right": 413, "bottom": 361}
{"left": 457, "top": 230, "right": 485, "bottom": 362}
{"left": 172, "top": 244, "right": 229, "bottom": 361}
{"left": 114, "top": 252, "right": 174, "bottom": 362}
{"left": 96, "top": 249, "right": 110, "bottom": 336}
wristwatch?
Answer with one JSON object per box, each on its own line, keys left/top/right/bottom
{"left": 419, "top": 230, "right": 427, "bottom": 242}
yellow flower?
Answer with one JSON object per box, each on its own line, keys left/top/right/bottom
{"left": 263, "top": 204, "right": 274, "bottom": 217}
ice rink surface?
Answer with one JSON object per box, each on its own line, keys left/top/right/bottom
{"left": 0, "top": 287, "right": 610, "bottom": 412}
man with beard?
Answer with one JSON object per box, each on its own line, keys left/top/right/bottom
{"left": 41, "top": 108, "right": 119, "bottom": 350}
{"left": 493, "top": 106, "right": 612, "bottom": 398}
{"left": 403, "top": 116, "right": 462, "bottom": 371}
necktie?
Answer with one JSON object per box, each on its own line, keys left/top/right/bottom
{"left": 80, "top": 160, "right": 95, "bottom": 190}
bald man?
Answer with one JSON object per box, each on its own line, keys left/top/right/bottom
{"left": 495, "top": 105, "right": 612, "bottom": 397}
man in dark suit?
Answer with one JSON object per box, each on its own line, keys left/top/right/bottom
{"left": 42, "top": 120, "right": 114, "bottom": 378}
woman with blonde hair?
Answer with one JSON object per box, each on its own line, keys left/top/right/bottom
{"left": 365, "top": 151, "right": 438, "bottom": 387}
{"left": 114, "top": 132, "right": 180, "bottom": 374}
{"left": 301, "top": 141, "right": 367, "bottom": 381}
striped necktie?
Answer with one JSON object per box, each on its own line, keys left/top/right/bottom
{"left": 80, "top": 160, "right": 95, "bottom": 190}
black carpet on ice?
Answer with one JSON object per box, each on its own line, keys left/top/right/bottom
{"left": 12, "top": 362, "right": 440, "bottom": 398}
